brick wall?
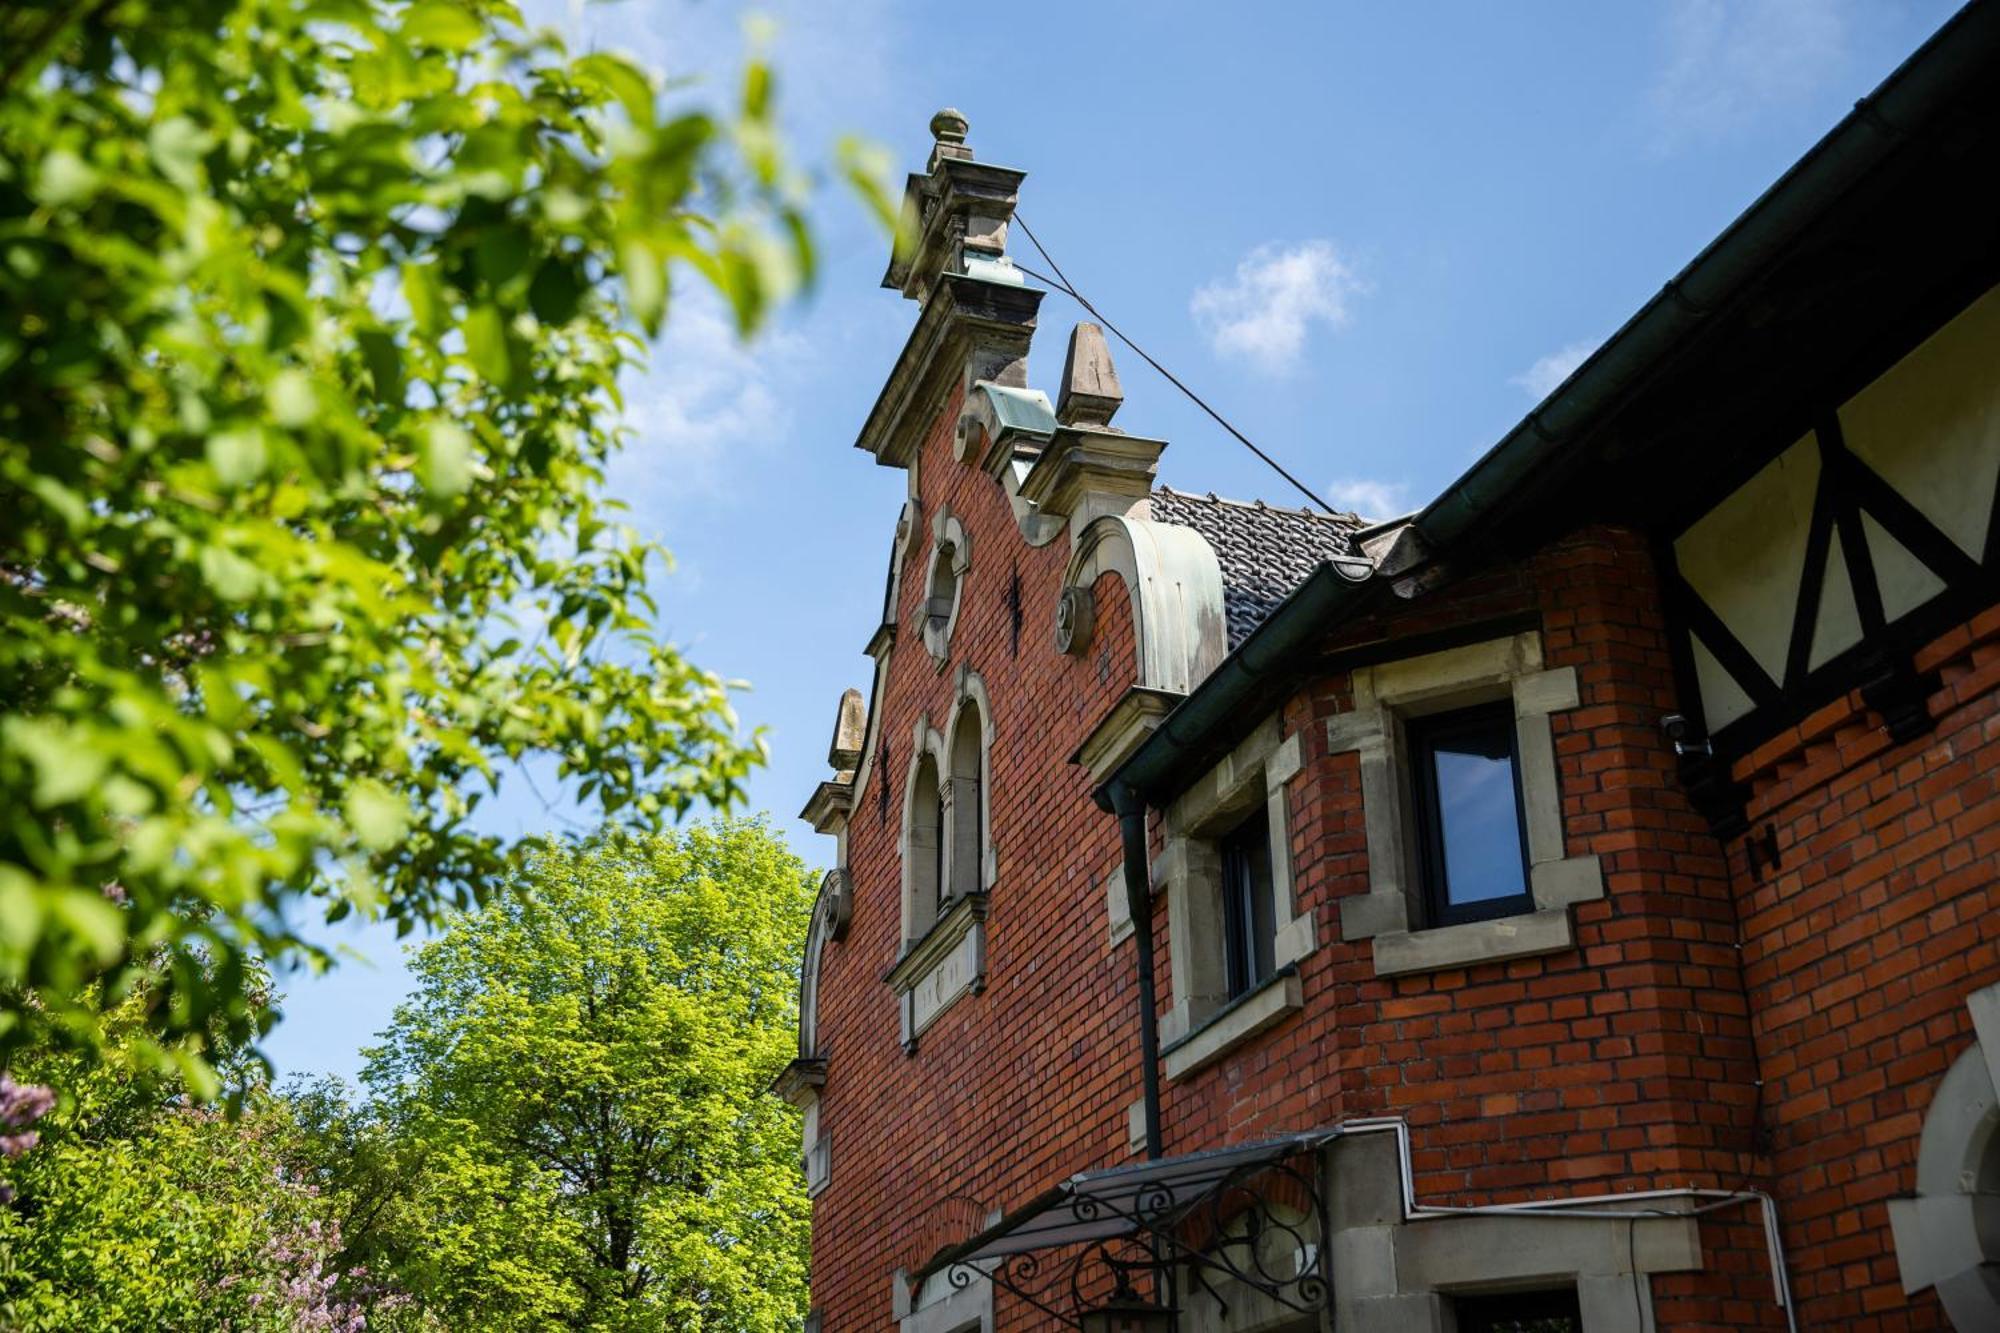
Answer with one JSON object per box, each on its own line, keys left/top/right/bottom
{"left": 1716, "top": 606, "right": 2000, "bottom": 1330}
{"left": 810, "top": 401, "right": 1994, "bottom": 1329}
{"left": 810, "top": 386, "right": 1153, "bottom": 1330}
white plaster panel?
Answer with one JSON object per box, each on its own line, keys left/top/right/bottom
{"left": 1810, "top": 527, "right": 1865, "bottom": 671}
{"left": 1840, "top": 280, "right": 2000, "bottom": 562}
{"left": 1674, "top": 434, "right": 1819, "bottom": 684}
{"left": 1864, "top": 511, "right": 1949, "bottom": 624}
{"left": 1690, "top": 632, "right": 1754, "bottom": 730}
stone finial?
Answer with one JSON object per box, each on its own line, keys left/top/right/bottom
{"left": 930, "top": 108, "right": 969, "bottom": 145}
{"left": 926, "top": 107, "right": 974, "bottom": 171}
{"left": 1057, "top": 323, "right": 1123, "bottom": 428}
{"left": 828, "top": 688, "right": 865, "bottom": 772}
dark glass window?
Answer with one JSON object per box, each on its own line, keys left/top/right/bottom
{"left": 1453, "top": 1287, "right": 1582, "bottom": 1333}
{"left": 1409, "top": 702, "right": 1532, "bottom": 927}
{"left": 1220, "top": 804, "right": 1277, "bottom": 998}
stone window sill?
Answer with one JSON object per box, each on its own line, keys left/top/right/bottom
{"left": 884, "top": 893, "right": 988, "bottom": 1051}
{"left": 1368, "top": 907, "right": 1573, "bottom": 978}
{"left": 1161, "top": 966, "right": 1303, "bottom": 1081}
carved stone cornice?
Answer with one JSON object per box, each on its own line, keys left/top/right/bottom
{"left": 770, "top": 1057, "right": 827, "bottom": 1108}
{"left": 800, "top": 779, "right": 855, "bottom": 834}
{"left": 1017, "top": 424, "right": 1167, "bottom": 528}
{"left": 855, "top": 273, "right": 1043, "bottom": 471}
{"left": 882, "top": 156, "right": 1026, "bottom": 301}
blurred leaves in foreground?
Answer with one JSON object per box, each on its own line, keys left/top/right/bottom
{"left": 0, "top": 0, "right": 870, "bottom": 1078}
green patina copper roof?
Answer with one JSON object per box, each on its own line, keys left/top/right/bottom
{"left": 973, "top": 382, "right": 1056, "bottom": 440}
{"left": 961, "top": 252, "right": 1027, "bottom": 288}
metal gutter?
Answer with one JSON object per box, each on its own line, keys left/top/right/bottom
{"left": 1100, "top": 0, "right": 2000, "bottom": 810}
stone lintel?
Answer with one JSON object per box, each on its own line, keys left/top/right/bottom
{"left": 1072, "top": 686, "right": 1185, "bottom": 785}
{"left": 883, "top": 891, "right": 989, "bottom": 992}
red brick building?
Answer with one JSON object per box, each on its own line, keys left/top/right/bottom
{"left": 779, "top": 8, "right": 2000, "bottom": 1329}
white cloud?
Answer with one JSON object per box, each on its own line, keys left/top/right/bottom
{"left": 1511, "top": 338, "right": 1601, "bottom": 399}
{"left": 1325, "top": 478, "right": 1409, "bottom": 522}
{"left": 1191, "top": 241, "right": 1364, "bottom": 375}
{"left": 604, "top": 291, "right": 808, "bottom": 509}
{"left": 1648, "top": 0, "right": 1853, "bottom": 148}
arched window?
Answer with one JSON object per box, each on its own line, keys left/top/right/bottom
{"left": 946, "top": 698, "right": 986, "bottom": 902}
{"left": 905, "top": 749, "right": 944, "bottom": 945}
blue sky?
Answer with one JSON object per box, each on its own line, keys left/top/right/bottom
{"left": 263, "top": 0, "right": 1962, "bottom": 1084}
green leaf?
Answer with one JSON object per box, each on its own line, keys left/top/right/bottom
{"left": 574, "top": 53, "right": 657, "bottom": 129}
{"left": 207, "top": 428, "right": 268, "bottom": 485}
{"left": 618, "top": 237, "right": 665, "bottom": 335}
{"left": 420, "top": 421, "right": 475, "bottom": 498}
{"left": 34, "top": 148, "right": 96, "bottom": 207}
{"left": 463, "top": 304, "right": 512, "bottom": 384}
{"left": 267, "top": 370, "right": 316, "bottom": 428}
{"left": 403, "top": 264, "right": 445, "bottom": 336}
{"left": 148, "top": 116, "right": 213, "bottom": 191}
{"left": 345, "top": 780, "right": 409, "bottom": 852}
{"left": 48, "top": 890, "right": 125, "bottom": 967}
{"left": 357, "top": 329, "right": 403, "bottom": 405}
{"left": 402, "top": 1, "right": 484, "bottom": 50}
{"left": 4, "top": 718, "right": 109, "bottom": 807}
{"left": 199, "top": 545, "right": 262, "bottom": 601}
{"left": 528, "top": 257, "right": 583, "bottom": 326}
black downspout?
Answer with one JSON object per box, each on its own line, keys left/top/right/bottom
{"left": 1109, "top": 781, "right": 1163, "bottom": 1161}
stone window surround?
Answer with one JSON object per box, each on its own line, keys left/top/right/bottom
{"left": 920, "top": 507, "right": 970, "bottom": 668}
{"left": 1333, "top": 630, "right": 1604, "bottom": 978}
{"left": 1155, "top": 715, "right": 1316, "bottom": 1079}
{"left": 1888, "top": 979, "right": 2000, "bottom": 1329}
{"left": 889, "top": 673, "right": 996, "bottom": 1052}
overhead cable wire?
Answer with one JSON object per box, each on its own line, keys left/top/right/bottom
{"left": 1011, "top": 214, "right": 1333, "bottom": 515}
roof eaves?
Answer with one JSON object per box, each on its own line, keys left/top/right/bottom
{"left": 1101, "top": 0, "right": 2000, "bottom": 809}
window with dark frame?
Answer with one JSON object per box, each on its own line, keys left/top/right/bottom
{"left": 1452, "top": 1287, "right": 1583, "bottom": 1333}
{"left": 1219, "top": 803, "right": 1277, "bottom": 999}
{"left": 1408, "top": 701, "right": 1533, "bottom": 928}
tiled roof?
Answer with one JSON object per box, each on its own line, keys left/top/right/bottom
{"left": 1148, "top": 487, "right": 1365, "bottom": 648}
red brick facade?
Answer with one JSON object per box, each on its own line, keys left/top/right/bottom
{"left": 798, "top": 33, "right": 2000, "bottom": 1329}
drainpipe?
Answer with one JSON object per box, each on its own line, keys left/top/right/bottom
{"left": 1109, "top": 781, "right": 1163, "bottom": 1161}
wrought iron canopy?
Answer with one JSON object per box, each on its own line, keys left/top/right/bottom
{"left": 916, "top": 1131, "right": 1338, "bottom": 1329}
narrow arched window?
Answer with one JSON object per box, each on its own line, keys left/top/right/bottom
{"left": 947, "top": 702, "right": 985, "bottom": 901}
{"left": 907, "top": 751, "right": 943, "bottom": 942}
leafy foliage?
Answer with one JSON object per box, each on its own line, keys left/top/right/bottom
{"left": 0, "top": 0, "right": 836, "bottom": 1073}
{"left": 299, "top": 821, "right": 816, "bottom": 1331}
{"left": 0, "top": 988, "right": 378, "bottom": 1331}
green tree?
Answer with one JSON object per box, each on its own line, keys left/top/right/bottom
{"left": 0, "top": 0, "right": 885, "bottom": 1076}
{"left": 309, "top": 820, "right": 815, "bottom": 1332}
{"left": 0, "top": 986, "right": 375, "bottom": 1331}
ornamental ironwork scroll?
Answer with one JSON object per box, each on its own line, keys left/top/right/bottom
{"left": 943, "top": 1148, "right": 1332, "bottom": 1330}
